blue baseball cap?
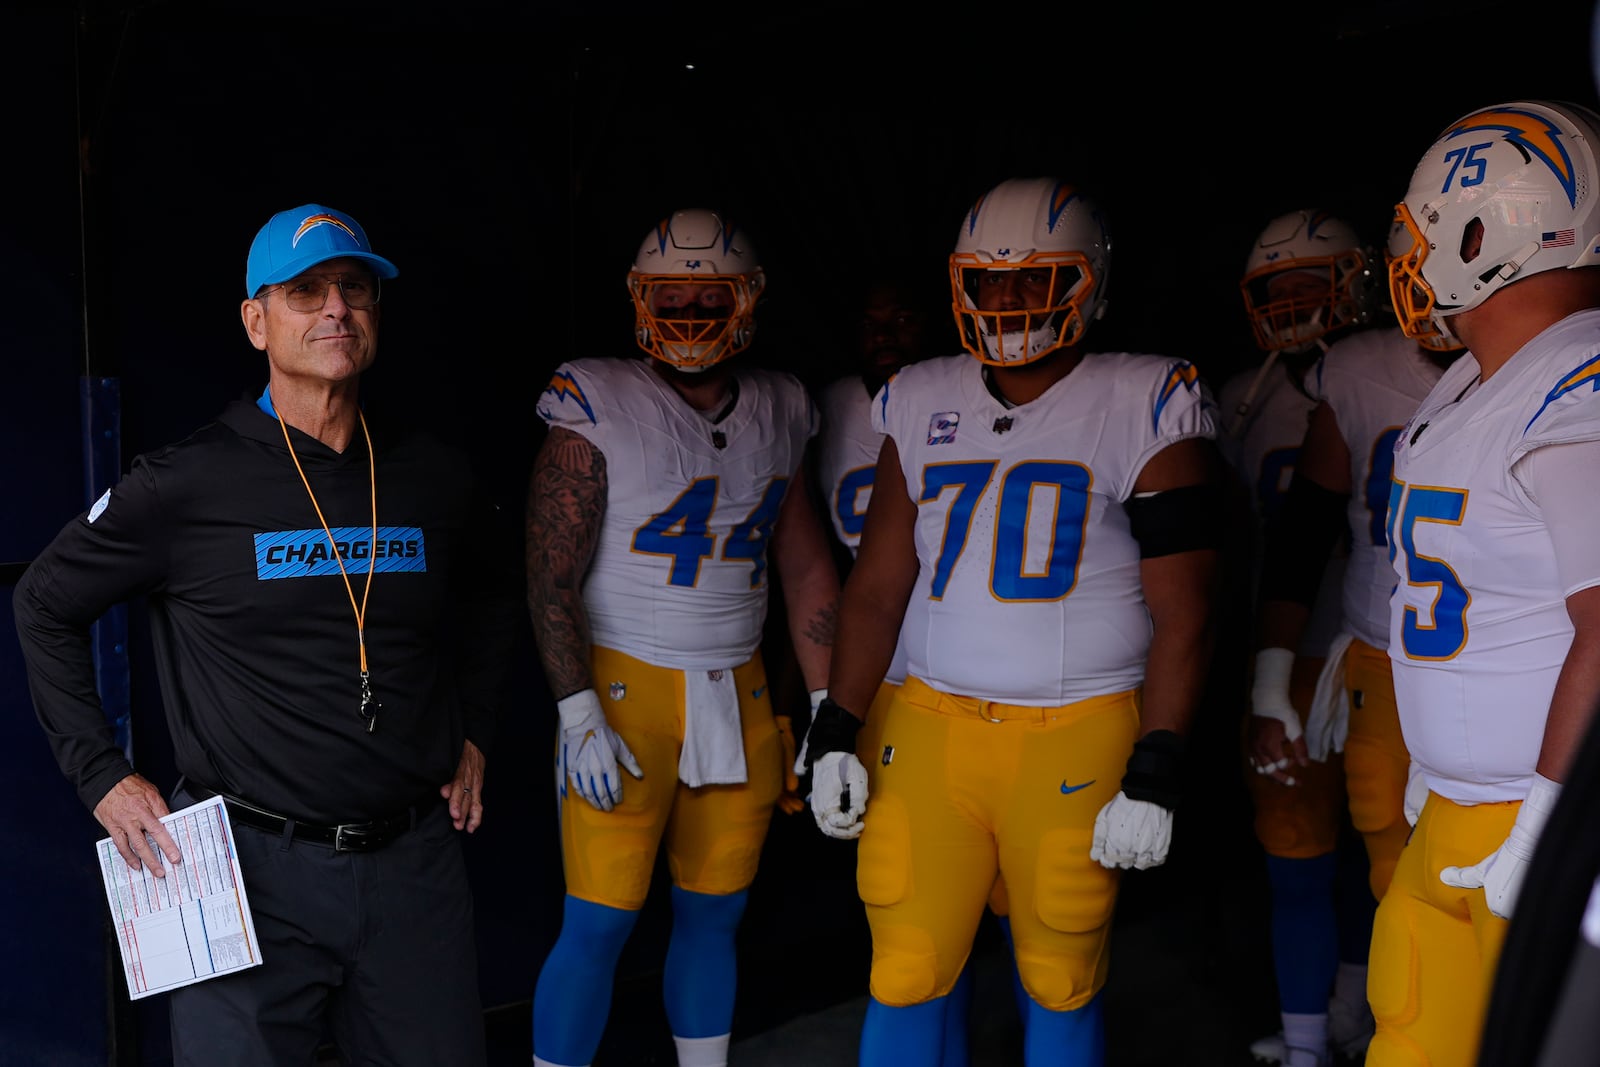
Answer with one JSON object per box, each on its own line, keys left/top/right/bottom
{"left": 245, "top": 204, "right": 399, "bottom": 297}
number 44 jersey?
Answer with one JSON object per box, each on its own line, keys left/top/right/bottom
{"left": 875, "top": 351, "right": 1218, "bottom": 706}
{"left": 537, "top": 357, "right": 817, "bottom": 670}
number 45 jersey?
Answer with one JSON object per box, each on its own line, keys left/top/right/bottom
{"left": 875, "top": 352, "right": 1218, "bottom": 705}
{"left": 537, "top": 357, "right": 816, "bottom": 670}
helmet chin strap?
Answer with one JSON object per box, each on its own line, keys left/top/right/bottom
{"left": 1224, "top": 333, "right": 1332, "bottom": 439}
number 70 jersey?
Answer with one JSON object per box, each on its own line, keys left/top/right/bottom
{"left": 875, "top": 352, "right": 1218, "bottom": 705}
{"left": 537, "top": 357, "right": 817, "bottom": 670}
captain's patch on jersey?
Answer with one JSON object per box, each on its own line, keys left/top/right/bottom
{"left": 927, "top": 411, "right": 960, "bottom": 445}
{"left": 86, "top": 488, "right": 111, "bottom": 524}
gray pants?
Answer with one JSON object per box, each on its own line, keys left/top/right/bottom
{"left": 168, "top": 792, "right": 485, "bottom": 1067}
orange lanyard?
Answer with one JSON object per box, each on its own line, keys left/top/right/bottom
{"left": 275, "top": 408, "right": 380, "bottom": 732}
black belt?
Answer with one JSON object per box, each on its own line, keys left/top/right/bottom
{"left": 187, "top": 783, "right": 421, "bottom": 853}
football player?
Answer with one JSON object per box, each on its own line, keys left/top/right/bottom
{"left": 802, "top": 176, "right": 1224, "bottom": 1066}
{"left": 526, "top": 208, "right": 840, "bottom": 1067}
{"left": 812, "top": 274, "right": 931, "bottom": 804}
{"left": 1221, "top": 209, "right": 1381, "bottom": 1067}
{"left": 813, "top": 272, "right": 1023, "bottom": 1063}
{"left": 1368, "top": 98, "right": 1600, "bottom": 1067}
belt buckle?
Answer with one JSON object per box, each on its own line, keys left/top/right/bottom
{"left": 334, "top": 822, "right": 379, "bottom": 852}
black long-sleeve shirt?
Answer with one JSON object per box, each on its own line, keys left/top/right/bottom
{"left": 14, "top": 399, "right": 522, "bottom": 824}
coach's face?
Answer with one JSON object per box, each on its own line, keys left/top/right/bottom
{"left": 240, "top": 256, "right": 381, "bottom": 386}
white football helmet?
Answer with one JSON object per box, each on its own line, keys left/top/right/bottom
{"left": 949, "top": 177, "right": 1111, "bottom": 366}
{"left": 1390, "top": 99, "right": 1600, "bottom": 341}
{"left": 1239, "top": 209, "right": 1368, "bottom": 354}
{"left": 628, "top": 208, "right": 765, "bottom": 371}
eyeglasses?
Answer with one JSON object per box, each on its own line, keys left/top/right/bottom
{"left": 260, "top": 272, "right": 381, "bottom": 312}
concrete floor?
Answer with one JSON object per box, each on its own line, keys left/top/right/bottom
{"left": 483, "top": 750, "right": 1300, "bottom": 1066}
{"left": 482, "top": 864, "right": 1285, "bottom": 1066}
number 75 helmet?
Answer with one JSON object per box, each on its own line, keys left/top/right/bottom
{"left": 1389, "top": 99, "right": 1600, "bottom": 342}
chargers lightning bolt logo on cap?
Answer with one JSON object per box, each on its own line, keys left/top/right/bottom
{"left": 1442, "top": 106, "right": 1578, "bottom": 208}
{"left": 292, "top": 213, "right": 359, "bottom": 247}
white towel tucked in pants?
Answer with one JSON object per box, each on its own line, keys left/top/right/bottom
{"left": 680, "top": 668, "right": 748, "bottom": 787}
{"left": 1305, "top": 632, "right": 1356, "bottom": 761}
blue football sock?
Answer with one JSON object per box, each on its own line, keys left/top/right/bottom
{"left": 663, "top": 886, "right": 748, "bottom": 1039}
{"left": 860, "top": 996, "right": 947, "bottom": 1066}
{"left": 1265, "top": 852, "right": 1339, "bottom": 1012}
{"left": 1023, "top": 990, "right": 1105, "bottom": 1066}
{"left": 942, "top": 963, "right": 973, "bottom": 1067}
{"left": 532, "top": 896, "right": 639, "bottom": 1065}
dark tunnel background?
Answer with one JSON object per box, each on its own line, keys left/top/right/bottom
{"left": 3, "top": 3, "right": 1598, "bottom": 1064}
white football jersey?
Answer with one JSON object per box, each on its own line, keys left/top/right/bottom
{"left": 1389, "top": 310, "right": 1600, "bottom": 803}
{"left": 537, "top": 357, "right": 816, "bottom": 669}
{"left": 1315, "top": 327, "right": 1449, "bottom": 649}
{"left": 816, "top": 374, "right": 882, "bottom": 554}
{"left": 1218, "top": 358, "right": 1345, "bottom": 656}
{"left": 875, "top": 352, "right": 1218, "bottom": 705}
{"left": 816, "top": 372, "right": 908, "bottom": 686}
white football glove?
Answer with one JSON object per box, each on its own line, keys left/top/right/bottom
{"left": 557, "top": 688, "right": 643, "bottom": 813}
{"left": 811, "top": 750, "right": 869, "bottom": 840}
{"left": 792, "top": 688, "right": 829, "bottom": 775}
{"left": 1403, "top": 760, "right": 1429, "bottom": 828}
{"left": 1440, "top": 774, "right": 1561, "bottom": 919}
{"left": 1091, "top": 791, "right": 1174, "bottom": 870}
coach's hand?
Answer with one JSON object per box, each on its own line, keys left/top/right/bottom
{"left": 95, "top": 773, "right": 181, "bottom": 877}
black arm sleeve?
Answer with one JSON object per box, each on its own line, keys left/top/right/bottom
{"left": 1257, "top": 473, "right": 1348, "bottom": 608}
{"left": 1125, "top": 483, "right": 1226, "bottom": 558}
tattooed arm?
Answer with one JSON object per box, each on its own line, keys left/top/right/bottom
{"left": 526, "top": 427, "right": 607, "bottom": 699}
{"left": 771, "top": 456, "right": 842, "bottom": 693}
